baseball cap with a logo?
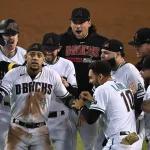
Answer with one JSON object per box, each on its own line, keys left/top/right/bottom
{"left": 128, "top": 28, "right": 150, "bottom": 46}
{"left": 102, "top": 39, "right": 124, "bottom": 52}
{"left": 140, "top": 56, "right": 150, "bottom": 69}
{"left": 27, "top": 43, "right": 45, "bottom": 54}
{"left": 70, "top": 7, "right": 90, "bottom": 21}
{"left": 0, "top": 19, "right": 19, "bottom": 34}
{"left": 42, "top": 32, "right": 60, "bottom": 51}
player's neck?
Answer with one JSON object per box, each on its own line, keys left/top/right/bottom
{"left": 1, "top": 46, "right": 16, "bottom": 57}
{"left": 46, "top": 56, "right": 58, "bottom": 64}
{"left": 27, "top": 67, "right": 42, "bottom": 76}
{"left": 101, "top": 76, "right": 113, "bottom": 85}
{"left": 115, "top": 58, "right": 125, "bottom": 70}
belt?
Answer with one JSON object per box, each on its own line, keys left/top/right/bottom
{"left": 120, "top": 131, "right": 130, "bottom": 136}
{"left": 13, "top": 118, "right": 46, "bottom": 129}
{"left": 107, "top": 131, "right": 130, "bottom": 139}
{"left": 4, "top": 102, "right": 10, "bottom": 106}
{"left": 48, "top": 111, "right": 65, "bottom": 118}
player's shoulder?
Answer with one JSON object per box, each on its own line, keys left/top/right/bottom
{"left": 59, "top": 31, "right": 71, "bottom": 40}
{"left": 89, "top": 32, "right": 108, "bottom": 41}
{"left": 16, "top": 46, "right": 26, "bottom": 54}
{"left": 147, "top": 85, "right": 150, "bottom": 93}
{"left": 42, "top": 66, "right": 59, "bottom": 75}
{"left": 95, "top": 83, "right": 106, "bottom": 93}
{"left": 124, "top": 63, "right": 140, "bottom": 74}
{"left": 4, "top": 65, "right": 25, "bottom": 78}
{"left": 59, "top": 57, "right": 74, "bottom": 66}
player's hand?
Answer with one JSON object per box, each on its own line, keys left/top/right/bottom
{"left": 130, "top": 82, "right": 136, "bottom": 94}
{"left": 80, "top": 91, "right": 92, "bottom": 103}
{"left": 72, "top": 99, "right": 86, "bottom": 110}
{"left": 61, "top": 77, "right": 69, "bottom": 87}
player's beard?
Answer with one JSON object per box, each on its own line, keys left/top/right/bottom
{"left": 94, "top": 79, "right": 100, "bottom": 88}
{"left": 106, "top": 58, "right": 117, "bottom": 70}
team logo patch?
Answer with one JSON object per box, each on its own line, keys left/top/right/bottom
{"left": 46, "top": 38, "right": 53, "bottom": 44}
{"left": 104, "top": 43, "right": 109, "bottom": 48}
{"left": 91, "top": 95, "right": 97, "bottom": 104}
{"left": 75, "top": 10, "right": 83, "bottom": 17}
{"left": 33, "top": 44, "right": 39, "bottom": 49}
{"left": 7, "top": 23, "right": 14, "bottom": 29}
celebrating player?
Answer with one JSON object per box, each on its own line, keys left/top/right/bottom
{"left": 72, "top": 60, "right": 139, "bottom": 150}
{"left": 59, "top": 7, "right": 108, "bottom": 149}
{"left": 0, "top": 19, "right": 26, "bottom": 150}
{"left": 0, "top": 43, "right": 77, "bottom": 150}
{"left": 98, "top": 39, "right": 145, "bottom": 149}
{"left": 42, "top": 32, "right": 78, "bottom": 150}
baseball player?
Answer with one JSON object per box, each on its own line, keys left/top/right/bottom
{"left": 95, "top": 39, "right": 145, "bottom": 150}
{"left": 128, "top": 28, "right": 150, "bottom": 148}
{"left": 128, "top": 28, "right": 150, "bottom": 90}
{"left": 72, "top": 60, "right": 138, "bottom": 150}
{"left": 59, "top": 7, "right": 108, "bottom": 150}
{"left": 42, "top": 32, "right": 78, "bottom": 150}
{"left": 0, "top": 19, "right": 26, "bottom": 150}
{"left": 0, "top": 19, "right": 26, "bottom": 64}
{"left": 139, "top": 56, "right": 150, "bottom": 150}
{"left": 0, "top": 43, "right": 77, "bottom": 150}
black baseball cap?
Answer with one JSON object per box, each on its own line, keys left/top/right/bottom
{"left": 139, "top": 56, "right": 150, "bottom": 69}
{"left": 27, "top": 43, "right": 45, "bottom": 54}
{"left": 128, "top": 28, "right": 150, "bottom": 46}
{"left": 0, "top": 19, "right": 19, "bottom": 34}
{"left": 42, "top": 32, "right": 60, "bottom": 51}
{"left": 102, "top": 39, "right": 124, "bottom": 52}
{"left": 70, "top": 7, "right": 90, "bottom": 21}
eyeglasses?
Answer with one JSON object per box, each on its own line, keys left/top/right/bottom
{"left": 2, "top": 32, "right": 17, "bottom": 36}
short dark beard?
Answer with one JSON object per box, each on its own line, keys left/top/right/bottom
{"left": 106, "top": 58, "right": 117, "bottom": 70}
{"left": 144, "top": 78, "right": 150, "bottom": 90}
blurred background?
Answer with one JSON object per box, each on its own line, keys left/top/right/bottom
{"left": 1, "top": 0, "right": 150, "bottom": 64}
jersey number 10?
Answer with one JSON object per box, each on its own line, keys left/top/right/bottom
{"left": 121, "top": 90, "right": 134, "bottom": 112}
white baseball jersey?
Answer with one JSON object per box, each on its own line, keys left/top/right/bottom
{"left": 111, "top": 63, "right": 145, "bottom": 99}
{"left": 0, "top": 66, "right": 69, "bottom": 122}
{"left": 45, "top": 57, "right": 77, "bottom": 112}
{"left": 144, "top": 86, "right": 150, "bottom": 137}
{"left": 0, "top": 46, "right": 26, "bottom": 103}
{"left": 90, "top": 80, "right": 136, "bottom": 138}
{"left": 0, "top": 46, "right": 26, "bottom": 64}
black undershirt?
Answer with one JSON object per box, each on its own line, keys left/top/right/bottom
{"left": 81, "top": 106, "right": 102, "bottom": 124}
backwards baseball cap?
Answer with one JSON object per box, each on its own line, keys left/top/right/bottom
{"left": 102, "top": 39, "right": 124, "bottom": 52}
{"left": 140, "top": 56, "right": 150, "bottom": 69}
{"left": 27, "top": 43, "right": 45, "bottom": 54}
{"left": 70, "top": 7, "right": 90, "bottom": 21}
{"left": 0, "top": 19, "right": 19, "bottom": 34}
{"left": 128, "top": 28, "right": 150, "bottom": 46}
{"left": 42, "top": 32, "right": 60, "bottom": 51}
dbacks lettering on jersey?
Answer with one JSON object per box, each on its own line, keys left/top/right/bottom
{"left": 15, "top": 82, "right": 52, "bottom": 95}
{"left": 66, "top": 45, "right": 100, "bottom": 57}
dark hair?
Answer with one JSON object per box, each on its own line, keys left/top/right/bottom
{"left": 88, "top": 60, "right": 111, "bottom": 76}
{"left": 121, "top": 51, "right": 125, "bottom": 57}
{"left": 67, "top": 24, "right": 97, "bottom": 34}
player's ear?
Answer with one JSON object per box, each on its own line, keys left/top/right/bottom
{"left": 58, "top": 46, "right": 62, "bottom": 52}
{"left": 24, "top": 54, "right": 27, "bottom": 61}
{"left": 43, "top": 55, "right": 45, "bottom": 61}
{"left": 99, "top": 74, "right": 104, "bottom": 81}
{"left": 88, "top": 20, "right": 91, "bottom": 27}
